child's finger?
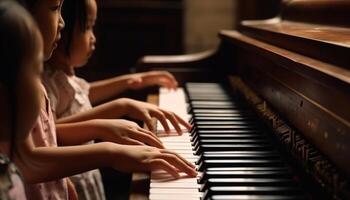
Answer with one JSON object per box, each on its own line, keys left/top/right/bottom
{"left": 160, "top": 149, "right": 196, "bottom": 169}
{"left": 158, "top": 153, "right": 197, "bottom": 177}
{"left": 162, "top": 111, "right": 183, "bottom": 135}
{"left": 152, "top": 111, "right": 171, "bottom": 133}
{"left": 150, "top": 159, "right": 180, "bottom": 179}
{"left": 134, "top": 131, "right": 164, "bottom": 149}
{"left": 173, "top": 113, "right": 192, "bottom": 131}
{"left": 139, "top": 128, "right": 162, "bottom": 144}
{"left": 142, "top": 113, "right": 154, "bottom": 132}
{"left": 125, "top": 138, "right": 145, "bottom": 146}
{"left": 158, "top": 79, "right": 177, "bottom": 90}
{"left": 161, "top": 71, "right": 177, "bottom": 83}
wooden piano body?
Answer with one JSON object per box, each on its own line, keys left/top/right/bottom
{"left": 129, "top": 0, "right": 350, "bottom": 199}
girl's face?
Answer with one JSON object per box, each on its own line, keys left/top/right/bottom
{"left": 69, "top": 0, "right": 97, "bottom": 67}
{"left": 16, "top": 31, "right": 44, "bottom": 141}
{"left": 31, "top": 0, "right": 65, "bottom": 61}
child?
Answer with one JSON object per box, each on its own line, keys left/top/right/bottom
{"left": 0, "top": 0, "right": 43, "bottom": 199}
{"left": 45, "top": 0, "right": 190, "bottom": 135}
{"left": 43, "top": 0, "right": 193, "bottom": 199}
{"left": 14, "top": 0, "right": 197, "bottom": 200}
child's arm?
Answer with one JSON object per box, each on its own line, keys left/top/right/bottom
{"left": 56, "top": 98, "right": 191, "bottom": 134}
{"left": 15, "top": 139, "right": 197, "bottom": 183}
{"left": 89, "top": 71, "right": 178, "bottom": 105}
{"left": 56, "top": 119, "right": 164, "bottom": 148}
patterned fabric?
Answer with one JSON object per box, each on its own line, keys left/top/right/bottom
{"left": 23, "top": 86, "right": 69, "bottom": 200}
{"left": 43, "top": 68, "right": 92, "bottom": 119}
{"left": 43, "top": 68, "right": 106, "bottom": 200}
{"left": 0, "top": 154, "right": 27, "bottom": 200}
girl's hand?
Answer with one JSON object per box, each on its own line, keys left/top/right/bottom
{"left": 127, "top": 71, "right": 178, "bottom": 90}
{"left": 96, "top": 119, "right": 164, "bottom": 148}
{"left": 121, "top": 98, "right": 192, "bottom": 134}
{"left": 111, "top": 145, "right": 197, "bottom": 178}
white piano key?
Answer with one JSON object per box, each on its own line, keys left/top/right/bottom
{"left": 151, "top": 179, "right": 199, "bottom": 184}
{"left": 151, "top": 171, "right": 199, "bottom": 177}
{"left": 150, "top": 194, "right": 200, "bottom": 200}
{"left": 150, "top": 182, "right": 200, "bottom": 188}
{"left": 150, "top": 188, "right": 200, "bottom": 194}
{"left": 149, "top": 88, "right": 200, "bottom": 200}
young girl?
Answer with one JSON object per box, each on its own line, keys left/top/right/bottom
{"left": 43, "top": 0, "right": 193, "bottom": 199}
{"left": 45, "top": 0, "right": 190, "bottom": 135}
{"left": 0, "top": 1, "right": 43, "bottom": 199}
{"left": 14, "top": 0, "right": 197, "bottom": 200}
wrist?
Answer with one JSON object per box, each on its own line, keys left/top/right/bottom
{"left": 105, "top": 142, "right": 126, "bottom": 166}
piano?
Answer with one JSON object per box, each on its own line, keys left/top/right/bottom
{"left": 129, "top": 0, "right": 350, "bottom": 199}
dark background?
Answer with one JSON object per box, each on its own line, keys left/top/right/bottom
{"left": 77, "top": 0, "right": 281, "bottom": 81}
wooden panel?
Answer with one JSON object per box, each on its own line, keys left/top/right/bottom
{"left": 282, "top": 0, "right": 350, "bottom": 27}
{"left": 220, "top": 30, "right": 350, "bottom": 176}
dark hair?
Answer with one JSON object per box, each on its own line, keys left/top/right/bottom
{"left": 16, "top": 0, "right": 37, "bottom": 10}
{"left": 61, "top": 0, "right": 88, "bottom": 56}
{"left": 0, "top": 0, "right": 39, "bottom": 157}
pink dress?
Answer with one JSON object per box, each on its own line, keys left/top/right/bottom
{"left": 0, "top": 152, "right": 27, "bottom": 200}
{"left": 24, "top": 86, "right": 69, "bottom": 200}
{"left": 43, "top": 68, "right": 105, "bottom": 200}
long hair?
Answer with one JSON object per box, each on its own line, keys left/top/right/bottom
{"left": 0, "top": 0, "right": 39, "bottom": 158}
{"left": 61, "top": 0, "right": 88, "bottom": 56}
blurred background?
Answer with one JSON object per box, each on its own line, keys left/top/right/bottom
{"left": 77, "top": 0, "right": 281, "bottom": 81}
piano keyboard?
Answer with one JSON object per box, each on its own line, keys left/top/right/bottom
{"left": 149, "top": 83, "right": 307, "bottom": 200}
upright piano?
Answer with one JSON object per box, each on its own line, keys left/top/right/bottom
{"left": 129, "top": 0, "right": 350, "bottom": 199}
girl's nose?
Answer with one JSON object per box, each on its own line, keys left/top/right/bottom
{"left": 90, "top": 34, "right": 96, "bottom": 51}
{"left": 58, "top": 14, "right": 65, "bottom": 31}
{"left": 91, "top": 33, "right": 96, "bottom": 44}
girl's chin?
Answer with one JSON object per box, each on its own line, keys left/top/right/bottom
{"left": 44, "top": 51, "right": 53, "bottom": 61}
{"left": 75, "top": 60, "right": 88, "bottom": 68}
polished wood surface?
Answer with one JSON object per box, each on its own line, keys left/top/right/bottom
{"left": 282, "top": 0, "right": 350, "bottom": 27}
{"left": 219, "top": 29, "right": 350, "bottom": 175}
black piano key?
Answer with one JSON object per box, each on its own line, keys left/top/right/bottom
{"left": 185, "top": 82, "right": 307, "bottom": 200}
{"left": 191, "top": 134, "right": 265, "bottom": 143}
{"left": 191, "top": 116, "right": 254, "bottom": 122}
{"left": 193, "top": 125, "right": 259, "bottom": 130}
{"left": 190, "top": 126, "right": 261, "bottom": 136}
{"left": 196, "top": 152, "right": 280, "bottom": 163}
{"left": 192, "top": 109, "right": 247, "bottom": 114}
{"left": 186, "top": 82, "right": 223, "bottom": 87}
{"left": 200, "top": 178, "right": 296, "bottom": 192}
{"left": 198, "top": 159, "right": 284, "bottom": 171}
{"left": 209, "top": 194, "right": 307, "bottom": 200}
{"left": 192, "top": 113, "right": 251, "bottom": 118}
{"left": 202, "top": 186, "right": 302, "bottom": 199}
{"left": 195, "top": 130, "right": 264, "bottom": 134}
{"left": 195, "top": 144, "right": 273, "bottom": 155}
{"left": 193, "top": 121, "right": 258, "bottom": 126}
{"left": 206, "top": 166, "right": 290, "bottom": 171}
{"left": 187, "top": 95, "right": 232, "bottom": 101}
{"left": 191, "top": 100, "right": 237, "bottom": 105}
{"left": 193, "top": 139, "right": 270, "bottom": 151}
{"left": 203, "top": 151, "right": 279, "bottom": 155}
{"left": 198, "top": 170, "right": 292, "bottom": 184}
{"left": 196, "top": 152, "right": 280, "bottom": 164}
{"left": 191, "top": 129, "right": 263, "bottom": 137}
